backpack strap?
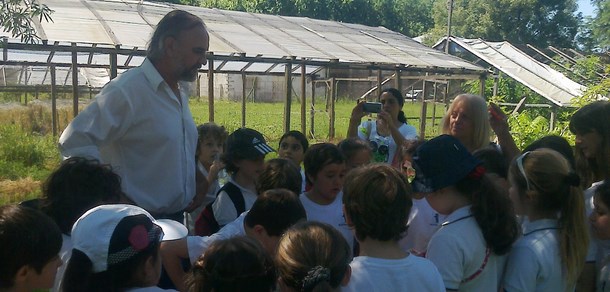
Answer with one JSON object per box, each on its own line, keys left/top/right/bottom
{"left": 219, "top": 182, "right": 246, "bottom": 215}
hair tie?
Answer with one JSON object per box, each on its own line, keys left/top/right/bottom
{"left": 564, "top": 172, "right": 580, "bottom": 187}
{"left": 302, "top": 266, "right": 331, "bottom": 291}
{"left": 467, "top": 165, "right": 486, "bottom": 180}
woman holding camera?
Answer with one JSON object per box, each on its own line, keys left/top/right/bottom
{"left": 347, "top": 87, "right": 417, "bottom": 166}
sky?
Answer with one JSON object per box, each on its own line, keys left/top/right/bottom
{"left": 577, "top": 0, "right": 596, "bottom": 17}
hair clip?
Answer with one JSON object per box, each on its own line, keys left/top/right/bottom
{"left": 467, "top": 165, "right": 486, "bottom": 180}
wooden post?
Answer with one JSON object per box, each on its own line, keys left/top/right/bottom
{"left": 432, "top": 82, "right": 437, "bottom": 130}
{"left": 419, "top": 80, "right": 428, "bottom": 138}
{"left": 72, "top": 43, "right": 79, "bottom": 117}
{"left": 208, "top": 53, "right": 215, "bottom": 122}
{"left": 329, "top": 76, "right": 336, "bottom": 139}
{"left": 283, "top": 56, "right": 295, "bottom": 133}
{"left": 377, "top": 69, "right": 382, "bottom": 97}
{"left": 2, "top": 37, "right": 7, "bottom": 61}
{"left": 51, "top": 65, "right": 58, "bottom": 137}
{"left": 479, "top": 74, "right": 486, "bottom": 98}
{"left": 196, "top": 75, "right": 201, "bottom": 102}
{"left": 492, "top": 69, "right": 499, "bottom": 97}
{"left": 301, "top": 59, "right": 307, "bottom": 134}
{"left": 241, "top": 72, "right": 247, "bottom": 127}
{"left": 310, "top": 77, "right": 316, "bottom": 138}
{"left": 395, "top": 68, "right": 402, "bottom": 92}
{"left": 550, "top": 107, "right": 557, "bottom": 131}
{"left": 109, "top": 46, "right": 118, "bottom": 80}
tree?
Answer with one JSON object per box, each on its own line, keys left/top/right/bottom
{"left": 425, "top": 0, "right": 581, "bottom": 48}
{"left": 589, "top": 0, "right": 610, "bottom": 51}
{"left": 0, "top": 0, "right": 53, "bottom": 43}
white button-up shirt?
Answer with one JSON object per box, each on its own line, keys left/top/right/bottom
{"left": 59, "top": 58, "right": 197, "bottom": 214}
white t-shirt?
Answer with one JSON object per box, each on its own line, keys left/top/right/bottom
{"left": 300, "top": 168, "right": 307, "bottom": 194}
{"left": 185, "top": 162, "right": 222, "bottom": 234}
{"left": 299, "top": 192, "right": 354, "bottom": 251}
{"left": 344, "top": 255, "right": 445, "bottom": 291}
{"left": 503, "top": 219, "right": 567, "bottom": 292}
{"left": 587, "top": 181, "right": 606, "bottom": 262}
{"left": 187, "top": 212, "right": 246, "bottom": 263}
{"left": 357, "top": 120, "right": 417, "bottom": 164}
{"left": 212, "top": 179, "right": 257, "bottom": 226}
{"left": 400, "top": 198, "right": 447, "bottom": 256}
{"left": 426, "top": 205, "right": 506, "bottom": 292}
{"left": 52, "top": 234, "right": 72, "bottom": 292}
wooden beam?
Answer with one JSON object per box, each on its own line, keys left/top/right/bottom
{"left": 72, "top": 43, "right": 79, "bottom": 117}
{"left": 283, "top": 57, "right": 295, "bottom": 133}
{"left": 208, "top": 54, "right": 215, "bottom": 122}
{"left": 301, "top": 59, "right": 307, "bottom": 134}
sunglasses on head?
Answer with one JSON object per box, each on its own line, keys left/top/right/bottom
{"left": 516, "top": 151, "right": 531, "bottom": 190}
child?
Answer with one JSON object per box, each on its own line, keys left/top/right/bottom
{"left": 337, "top": 137, "right": 372, "bottom": 171}
{"left": 342, "top": 164, "right": 445, "bottom": 291}
{"left": 411, "top": 135, "right": 520, "bottom": 291}
{"left": 187, "top": 123, "right": 228, "bottom": 233}
{"left": 62, "top": 204, "right": 188, "bottom": 292}
{"left": 301, "top": 143, "right": 353, "bottom": 250}
{"left": 185, "top": 236, "right": 276, "bottom": 292}
{"left": 161, "top": 189, "right": 307, "bottom": 291}
{"left": 503, "top": 149, "right": 588, "bottom": 291}
{"left": 212, "top": 128, "right": 274, "bottom": 227}
{"left": 38, "top": 157, "right": 124, "bottom": 291}
{"left": 0, "top": 204, "right": 63, "bottom": 292}
{"left": 256, "top": 158, "right": 303, "bottom": 196}
{"left": 590, "top": 181, "right": 610, "bottom": 291}
{"left": 276, "top": 221, "right": 351, "bottom": 292}
{"left": 278, "top": 130, "right": 309, "bottom": 193}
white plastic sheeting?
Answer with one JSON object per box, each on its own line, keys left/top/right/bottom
{"left": 1, "top": 0, "right": 485, "bottom": 88}
{"left": 436, "top": 37, "right": 586, "bottom": 107}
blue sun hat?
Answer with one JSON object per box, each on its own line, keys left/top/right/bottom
{"left": 411, "top": 135, "right": 482, "bottom": 193}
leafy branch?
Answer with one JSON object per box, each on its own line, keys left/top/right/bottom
{"left": 0, "top": 0, "right": 53, "bottom": 43}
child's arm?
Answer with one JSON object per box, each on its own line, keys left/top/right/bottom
{"left": 160, "top": 238, "right": 190, "bottom": 292}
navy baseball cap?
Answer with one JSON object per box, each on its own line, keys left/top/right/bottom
{"left": 411, "top": 135, "right": 481, "bottom": 193}
{"left": 226, "top": 128, "right": 275, "bottom": 159}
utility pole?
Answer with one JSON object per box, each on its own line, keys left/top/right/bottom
{"left": 446, "top": 0, "right": 454, "bottom": 54}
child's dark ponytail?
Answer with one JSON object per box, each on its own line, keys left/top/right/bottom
{"left": 455, "top": 174, "right": 519, "bottom": 255}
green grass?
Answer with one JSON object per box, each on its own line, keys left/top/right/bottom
{"left": 0, "top": 98, "right": 445, "bottom": 204}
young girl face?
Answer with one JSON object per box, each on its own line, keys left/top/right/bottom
{"left": 575, "top": 130, "right": 602, "bottom": 159}
{"left": 309, "top": 163, "right": 346, "bottom": 203}
{"left": 590, "top": 195, "right": 610, "bottom": 240}
{"left": 236, "top": 156, "right": 266, "bottom": 183}
{"left": 508, "top": 177, "right": 526, "bottom": 216}
{"left": 279, "top": 136, "right": 305, "bottom": 166}
{"left": 379, "top": 92, "right": 402, "bottom": 120}
{"left": 346, "top": 149, "right": 372, "bottom": 171}
{"left": 198, "top": 137, "right": 223, "bottom": 166}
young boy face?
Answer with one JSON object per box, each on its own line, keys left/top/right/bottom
{"left": 309, "top": 162, "right": 346, "bottom": 203}
{"left": 236, "top": 156, "right": 266, "bottom": 182}
{"left": 198, "top": 136, "right": 223, "bottom": 166}
{"left": 279, "top": 136, "right": 305, "bottom": 166}
{"left": 23, "top": 255, "right": 62, "bottom": 291}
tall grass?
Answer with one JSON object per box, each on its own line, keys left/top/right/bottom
{"left": 0, "top": 97, "right": 445, "bottom": 204}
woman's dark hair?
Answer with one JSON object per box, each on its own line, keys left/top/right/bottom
{"left": 380, "top": 87, "right": 407, "bottom": 124}
{"left": 0, "top": 205, "right": 62, "bottom": 289}
{"left": 523, "top": 135, "right": 575, "bottom": 170}
{"left": 63, "top": 215, "right": 162, "bottom": 292}
{"left": 569, "top": 101, "right": 610, "bottom": 188}
{"left": 303, "top": 143, "right": 345, "bottom": 185}
{"left": 41, "top": 157, "right": 123, "bottom": 235}
{"left": 185, "top": 236, "right": 276, "bottom": 292}
{"left": 280, "top": 130, "right": 309, "bottom": 152}
{"left": 455, "top": 173, "right": 519, "bottom": 255}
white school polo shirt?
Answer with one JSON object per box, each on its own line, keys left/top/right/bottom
{"left": 503, "top": 219, "right": 567, "bottom": 292}
{"left": 426, "top": 205, "right": 506, "bottom": 291}
{"left": 300, "top": 192, "right": 354, "bottom": 251}
{"left": 400, "top": 198, "right": 447, "bottom": 255}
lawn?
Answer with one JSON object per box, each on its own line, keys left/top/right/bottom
{"left": 0, "top": 98, "right": 446, "bottom": 204}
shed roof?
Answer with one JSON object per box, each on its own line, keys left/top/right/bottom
{"left": 1, "top": 0, "right": 485, "bottom": 86}
{"left": 434, "top": 37, "right": 586, "bottom": 107}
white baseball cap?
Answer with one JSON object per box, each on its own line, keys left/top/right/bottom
{"left": 71, "top": 204, "right": 188, "bottom": 273}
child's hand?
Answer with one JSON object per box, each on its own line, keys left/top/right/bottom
{"left": 488, "top": 102, "right": 509, "bottom": 135}
{"left": 208, "top": 160, "right": 225, "bottom": 182}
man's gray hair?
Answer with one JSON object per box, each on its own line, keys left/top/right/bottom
{"left": 147, "top": 10, "right": 206, "bottom": 61}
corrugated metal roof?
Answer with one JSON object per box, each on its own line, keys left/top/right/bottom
{"left": 434, "top": 37, "right": 586, "bottom": 107}
{"left": 1, "top": 0, "right": 484, "bottom": 73}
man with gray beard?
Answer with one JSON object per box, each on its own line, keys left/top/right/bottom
{"left": 59, "top": 10, "right": 209, "bottom": 220}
